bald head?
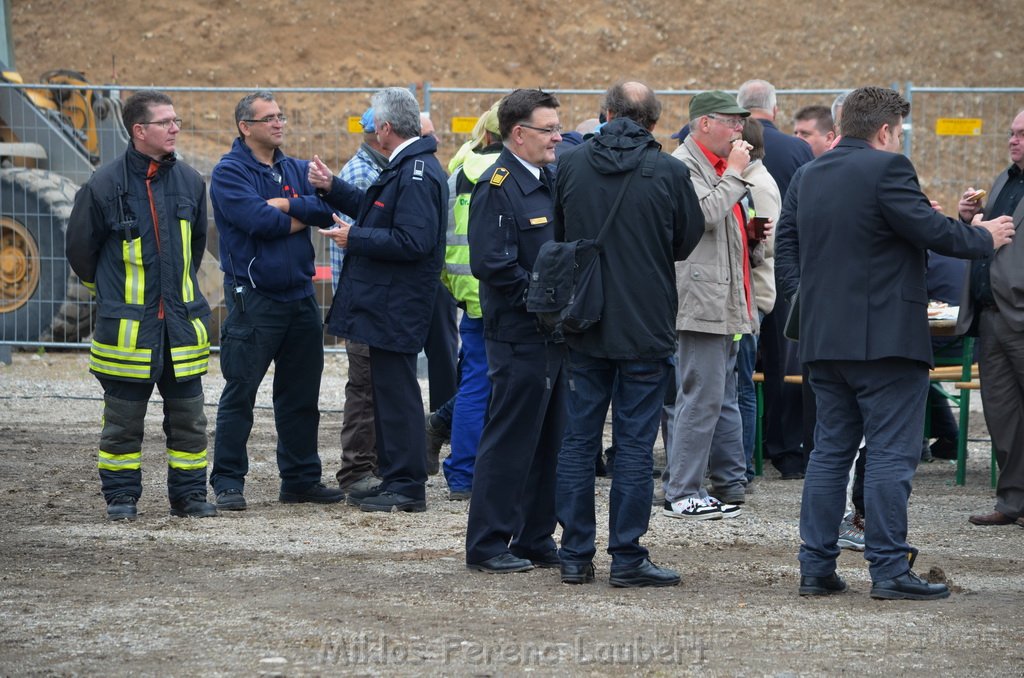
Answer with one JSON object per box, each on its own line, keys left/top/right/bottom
{"left": 603, "top": 80, "right": 661, "bottom": 131}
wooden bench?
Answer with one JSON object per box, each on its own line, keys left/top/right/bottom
{"left": 755, "top": 357, "right": 993, "bottom": 487}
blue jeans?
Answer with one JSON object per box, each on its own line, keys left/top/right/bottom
{"left": 443, "top": 316, "right": 489, "bottom": 492}
{"left": 557, "top": 351, "right": 670, "bottom": 570}
{"left": 736, "top": 332, "right": 758, "bottom": 482}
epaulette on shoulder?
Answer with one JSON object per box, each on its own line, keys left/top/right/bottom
{"left": 490, "top": 167, "right": 510, "bottom": 187}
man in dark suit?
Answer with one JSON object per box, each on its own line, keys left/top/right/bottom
{"left": 958, "top": 108, "right": 1024, "bottom": 528}
{"left": 792, "top": 86, "right": 1014, "bottom": 601}
{"left": 737, "top": 79, "right": 815, "bottom": 478}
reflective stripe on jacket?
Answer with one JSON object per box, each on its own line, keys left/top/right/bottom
{"left": 444, "top": 148, "right": 500, "bottom": 318}
{"left": 66, "top": 147, "right": 211, "bottom": 382}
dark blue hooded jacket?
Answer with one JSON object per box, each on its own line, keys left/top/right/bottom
{"left": 211, "top": 137, "right": 336, "bottom": 301}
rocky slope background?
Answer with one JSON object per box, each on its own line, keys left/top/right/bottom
{"left": 11, "top": 0, "right": 1019, "bottom": 94}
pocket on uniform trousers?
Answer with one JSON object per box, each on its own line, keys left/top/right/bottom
{"left": 219, "top": 323, "right": 256, "bottom": 382}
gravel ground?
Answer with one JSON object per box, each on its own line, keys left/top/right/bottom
{"left": 1, "top": 350, "right": 1021, "bottom": 677}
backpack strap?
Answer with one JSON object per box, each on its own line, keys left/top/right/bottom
{"left": 595, "top": 146, "right": 658, "bottom": 246}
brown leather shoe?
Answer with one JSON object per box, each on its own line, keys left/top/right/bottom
{"left": 968, "top": 510, "right": 1015, "bottom": 526}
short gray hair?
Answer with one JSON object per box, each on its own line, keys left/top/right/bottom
{"left": 234, "top": 90, "right": 276, "bottom": 134}
{"left": 737, "top": 79, "right": 777, "bottom": 111}
{"left": 372, "top": 87, "right": 422, "bottom": 140}
{"left": 831, "top": 90, "right": 853, "bottom": 126}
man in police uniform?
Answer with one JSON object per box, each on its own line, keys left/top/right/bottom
{"left": 66, "top": 90, "right": 217, "bottom": 521}
{"left": 463, "top": 88, "right": 567, "bottom": 573}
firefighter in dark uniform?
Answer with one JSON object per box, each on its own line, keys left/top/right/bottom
{"left": 65, "top": 90, "right": 217, "bottom": 521}
{"left": 464, "top": 89, "right": 568, "bottom": 573}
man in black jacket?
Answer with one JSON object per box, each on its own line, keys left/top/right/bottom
{"left": 792, "top": 86, "right": 1013, "bottom": 601}
{"left": 314, "top": 87, "right": 448, "bottom": 513}
{"left": 552, "top": 81, "right": 704, "bottom": 587}
{"left": 737, "top": 79, "right": 815, "bottom": 478}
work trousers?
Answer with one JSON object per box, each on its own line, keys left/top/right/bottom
{"left": 336, "top": 339, "right": 377, "bottom": 488}
{"left": 978, "top": 308, "right": 1024, "bottom": 518}
{"left": 212, "top": 287, "right": 324, "bottom": 494}
{"left": 369, "top": 346, "right": 427, "bottom": 501}
{"left": 665, "top": 331, "right": 746, "bottom": 503}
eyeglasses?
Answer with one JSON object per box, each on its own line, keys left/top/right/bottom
{"left": 141, "top": 118, "right": 182, "bottom": 129}
{"left": 519, "top": 123, "right": 563, "bottom": 136}
{"left": 707, "top": 114, "right": 745, "bottom": 130}
{"left": 243, "top": 114, "right": 288, "bottom": 124}
{"left": 1009, "top": 130, "right": 1024, "bottom": 140}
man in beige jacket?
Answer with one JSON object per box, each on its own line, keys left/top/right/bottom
{"left": 663, "top": 91, "right": 759, "bottom": 520}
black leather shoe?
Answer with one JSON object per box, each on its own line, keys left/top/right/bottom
{"left": 215, "top": 488, "right": 247, "bottom": 511}
{"left": 870, "top": 570, "right": 950, "bottom": 600}
{"left": 359, "top": 491, "right": 426, "bottom": 513}
{"left": 609, "top": 559, "right": 680, "bottom": 588}
{"left": 467, "top": 553, "right": 535, "bottom": 574}
{"left": 513, "top": 549, "right": 560, "bottom": 569}
{"left": 169, "top": 493, "right": 218, "bottom": 518}
{"left": 561, "top": 562, "right": 595, "bottom": 584}
{"left": 106, "top": 495, "right": 138, "bottom": 521}
{"left": 799, "top": 572, "right": 848, "bottom": 596}
{"left": 345, "top": 480, "right": 383, "bottom": 506}
{"left": 930, "top": 436, "right": 959, "bottom": 460}
{"left": 280, "top": 482, "right": 344, "bottom": 504}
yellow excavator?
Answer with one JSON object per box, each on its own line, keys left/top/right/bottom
{"left": 0, "top": 0, "right": 130, "bottom": 345}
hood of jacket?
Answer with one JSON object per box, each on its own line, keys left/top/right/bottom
{"left": 585, "top": 118, "right": 660, "bottom": 175}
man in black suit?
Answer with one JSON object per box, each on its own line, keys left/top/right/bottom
{"left": 737, "top": 79, "right": 815, "bottom": 478}
{"left": 792, "top": 86, "right": 1014, "bottom": 601}
{"left": 959, "top": 108, "right": 1024, "bottom": 528}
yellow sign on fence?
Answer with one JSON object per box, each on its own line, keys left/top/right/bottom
{"left": 450, "top": 117, "right": 479, "bottom": 134}
{"left": 935, "top": 118, "right": 983, "bottom": 136}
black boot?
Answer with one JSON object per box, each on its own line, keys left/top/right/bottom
{"left": 98, "top": 395, "right": 148, "bottom": 516}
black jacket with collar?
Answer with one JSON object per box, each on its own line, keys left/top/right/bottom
{"left": 468, "top": 145, "right": 556, "bottom": 343}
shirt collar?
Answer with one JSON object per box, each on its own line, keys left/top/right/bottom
{"left": 694, "top": 139, "right": 728, "bottom": 177}
{"left": 510, "top": 151, "right": 541, "bottom": 180}
{"left": 388, "top": 137, "right": 419, "bottom": 163}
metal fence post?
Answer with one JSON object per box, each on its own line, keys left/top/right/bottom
{"left": 904, "top": 81, "right": 914, "bottom": 158}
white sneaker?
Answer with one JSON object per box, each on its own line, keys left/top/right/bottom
{"left": 662, "top": 496, "right": 722, "bottom": 520}
{"left": 705, "top": 495, "right": 742, "bottom": 519}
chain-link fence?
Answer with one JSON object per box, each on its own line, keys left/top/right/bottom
{"left": 904, "top": 86, "right": 1024, "bottom": 211}
{"left": 1, "top": 81, "right": 1022, "bottom": 352}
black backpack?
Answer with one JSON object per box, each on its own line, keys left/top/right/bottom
{"left": 527, "top": 147, "right": 656, "bottom": 334}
